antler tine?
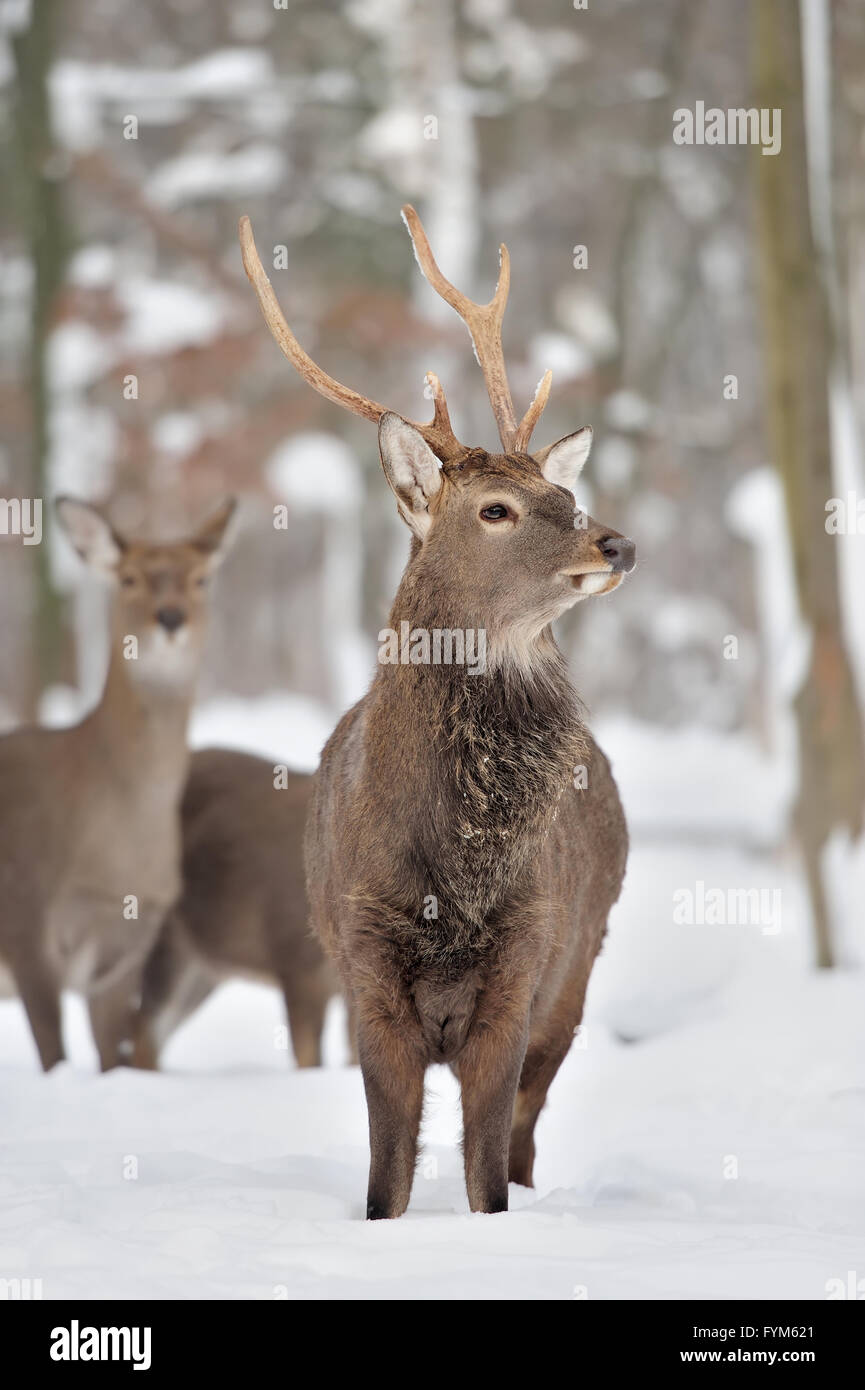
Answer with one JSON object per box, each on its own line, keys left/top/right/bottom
{"left": 238, "top": 215, "right": 464, "bottom": 460}
{"left": 424, "top": 371, "right": 454, "bottom": 438}
{"left": 513, "top": 369, "right": 553, "bottom": 453}
{"left": 403, "top": 204, "right": 551, "bottom": 455}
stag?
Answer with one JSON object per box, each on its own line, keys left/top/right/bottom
{"left": 239, "top": 208, "right": 634, "bottom": 1217}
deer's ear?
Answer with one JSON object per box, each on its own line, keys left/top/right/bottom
{"left": 190, "top": 497, "right": 237, "bottom": 567}
{"left": 379, "top": 414, "right": 442, "bottom": 540}
{"left": 55, "top": 497, "right": 125, "bottom": 572}
{"left": 537, "top": 427, "right": 593, "bottom": 495}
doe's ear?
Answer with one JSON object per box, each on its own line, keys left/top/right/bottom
{"left": 537, "top": 426, "right": 593, "bottom": 496}
{"left": 55, "top": 496, "right": 125, "bottom": 572}
{"left": 189, "top": 496, "right": 237, "bottom": 567}
{"left": 378, "top": 413, "right": 442, "bottom": 540}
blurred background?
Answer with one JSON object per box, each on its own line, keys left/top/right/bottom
{"left": 1, "top": 0, "right": 864, "bottom": 1024}
{"left": 0, "top": 0, "right": 863, "bottom": 1299}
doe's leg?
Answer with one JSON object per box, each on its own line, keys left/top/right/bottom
{"left": 14, "top": 947, "right": 64, "bottom": 1072}
{"left": 131, "top": 911, "right": 216, "bottom": 1070}
{"left": 283, "top": 966, "right": 332, "bottom": 1068}
{"left": 88, "top": 965, "right": 146, "bottom": 1072}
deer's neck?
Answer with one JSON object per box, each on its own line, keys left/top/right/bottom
{"left": 370, "top": 577, "right": 588, "bottom": 953}
{"left": 84, "top": 628, "right": 197, "bottom": 777}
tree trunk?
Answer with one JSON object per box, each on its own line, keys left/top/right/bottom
{"left": 752, "top": 0, "right": 865, "bottom": 966}
{"left": 10, "top": 0, "right": 70, "bottom": 716}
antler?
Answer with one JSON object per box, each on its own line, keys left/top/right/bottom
{"left": 401, "top": 205, "right": 552, "bottom": 454}
{"left": 238, "top": 215, "right": 464, "bottom": 461}
{"left": 514, "top": 369, "right": 553, "bottom": 453}
{"left": 239, "top": 210, "right": 552, "bottom": 460}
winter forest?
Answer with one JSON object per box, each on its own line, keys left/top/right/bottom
{"left": 0, "top": 0, "right": 863, "bottom": 1311}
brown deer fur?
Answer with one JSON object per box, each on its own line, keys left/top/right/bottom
{"left": 132, "top": 748, "right": 336, "bottom": 1069}
{"left": 0, "top": 497, "right": 234, "bottom": 1071}
{"left": 305, "top": 428, "right": 634, "bottom": 1218}
{"left": 240, "top": 206, "right": 634, "bottom": 1217}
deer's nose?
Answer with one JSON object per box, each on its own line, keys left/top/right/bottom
{"left": 597, "top": 535, "right": 636, "bottom": 573}
{"left": 155, "top": 606, "right": 186, "bottom": 633}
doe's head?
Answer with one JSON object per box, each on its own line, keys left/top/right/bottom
{"left": 55, "top": 496, "right": 236, "bottom": 677}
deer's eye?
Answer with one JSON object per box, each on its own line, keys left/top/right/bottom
{"left": 120, "top": 575, "right": 136, "bottom": 588}
{"left": 480, "top": 504, "right": 511, "bottom": 522}
{"left": 194, "top": 576, "right": 209, "bottom": 588}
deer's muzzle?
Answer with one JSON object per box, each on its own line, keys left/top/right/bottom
{"left": 597, "top": 535, "right": 636, "bottom": 573}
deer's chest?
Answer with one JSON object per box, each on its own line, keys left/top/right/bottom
{"left": 47, "top": 769, "right": 183, "bottom": 988}
{"left": 69, "top": 760, "right": 183, "bottom": 887}
{"left": 403, "top": 710, "right": 585, "bottom": 970}
{"left": 46, "top": 891, "right": 167, "bottom": 992}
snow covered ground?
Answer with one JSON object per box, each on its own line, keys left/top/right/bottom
{"left": 0, "top": 710, "right": 863, "bottom": 1300}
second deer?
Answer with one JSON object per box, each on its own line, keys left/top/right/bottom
{"left": 132, "top": 747, "right": 337, "bottom": 1069}
{"left": 0, "top": 497, "right": 234, "bottom": 1071}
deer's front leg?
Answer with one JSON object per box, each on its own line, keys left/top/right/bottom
{"left": 14, "top": 946, "right": 65, "bottom": 1072}
{"left": 457, "top": 1003, "right": 530, "bottom": 1214}
{"left": 88, "top": 965, "right": 146, "bottom": 1071}
{"left": 87, "top": 904, "right": 164, "bottom": 1071}
{"left": 357, "top": 1003, "right": 426, "bottom": 1220}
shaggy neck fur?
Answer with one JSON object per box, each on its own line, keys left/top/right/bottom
{"left": 368, "top": 565, "right": 588, "bottom": 975}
